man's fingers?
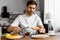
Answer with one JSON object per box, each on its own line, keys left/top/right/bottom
{"left": 13, "top": 28, "right": 19, "bottom": 33}
{"left": 39, "top": 29, "right": 45, "bottom": 33}
{"left": 15, "top": 27, "right": 19, "bottom": 29}
{"left": 13, "top": 27, "right": 21, "bottom": 33}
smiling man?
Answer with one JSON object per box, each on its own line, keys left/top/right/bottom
{"left": 8, "top": 1, "right": 45, "bottom": 35}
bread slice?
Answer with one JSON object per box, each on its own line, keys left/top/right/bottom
{"left": 32, "top": 27, "right": 40, "bottom": 30}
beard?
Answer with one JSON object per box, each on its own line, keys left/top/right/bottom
{"left": 28, "top": 11, "right": 34, "bottom": 15}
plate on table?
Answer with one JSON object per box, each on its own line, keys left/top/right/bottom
{"left": 31, "top": 34, "right": 49, "bottom": 38}
{"left": 5, "top": 33, "right": 23, "bottom": 39}
{"left": 49, "top": 34, "right": 55, "bottom": 36}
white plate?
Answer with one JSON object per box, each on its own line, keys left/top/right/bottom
{"left": 49, "top": 34, "right": 55, "bottom": 36}
{"left": 31, "top": 34, "right": 49, "bottom": 38}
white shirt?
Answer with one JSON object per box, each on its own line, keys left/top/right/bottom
{"left": 11, "top": 14, "right": 43, "bottom": 34}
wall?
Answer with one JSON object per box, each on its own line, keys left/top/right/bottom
{"left": 54, "top": 0, "right": 60, "bottom": 32}
{"left": 0, "top": 0, "right": 40, "bottom": 15}
{"left": 44, "top": 0, "right": 60, "bottom": 32}
{"left": 39, "top": 0, "right": 44, "bottom": 23}
{"left": 0, "top": 0, "right": 26, "bottom": 14}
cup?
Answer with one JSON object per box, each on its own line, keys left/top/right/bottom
{"left": 24, "top": 32, "right": 30, "bottom": 36}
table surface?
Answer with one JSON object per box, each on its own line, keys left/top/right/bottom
{"left": 1, "top": 35, "right": 60, "bottom": 40}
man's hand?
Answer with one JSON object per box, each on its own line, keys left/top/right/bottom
{"left": 39, "top": 28, "right": 45, "bottom": 33}
{"left": 38, "top": 26, "right": 45, "bottom": 33}
{"left": 13, "top": 27, "right": 21, "bottom": 33}
{"left": 32, "top": 26, "right": 45, "bottom": 33}
{"left": 7, "top": 26, "right": 21, "bottom": 33}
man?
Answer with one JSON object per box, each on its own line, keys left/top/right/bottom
{"left": 8, "top": 1, "right": 45, "bottom": 35}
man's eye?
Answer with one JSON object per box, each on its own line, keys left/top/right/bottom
{"left": 33, "top": 8, "right": 35, "bottom": 9}
{"left": 28, "top": 7, "right": 31, "bottom": 8}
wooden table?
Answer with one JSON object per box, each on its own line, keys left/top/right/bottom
{"left": 1, "top": 35, "right": 60, "bottom": 40}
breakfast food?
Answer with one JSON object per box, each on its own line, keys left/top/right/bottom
{"left": 32, "top": 27, "right": 40, "bottom": 30}
{"left": 11, "top": 33, "right": 20, "bottom": 36}
{"left": 5, "top": 33, "right": 22, "bottom": 39}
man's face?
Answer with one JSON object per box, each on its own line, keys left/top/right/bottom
{"left": 26, "top": 5, "right": 36, "bottom": 15}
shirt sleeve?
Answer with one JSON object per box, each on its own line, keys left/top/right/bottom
{"left": 37, "top": 15, "right": 43, "bottom": 26}
{"left": 11, "top": 16, "right": 20, "bottom": 27}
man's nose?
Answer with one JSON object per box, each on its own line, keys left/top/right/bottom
{"left": 31, "top": 9, "right": 33, "bottom": 11}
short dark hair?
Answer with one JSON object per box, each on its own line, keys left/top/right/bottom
{"left": 27, "top": 1, "right": 37, "bottom": 6}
